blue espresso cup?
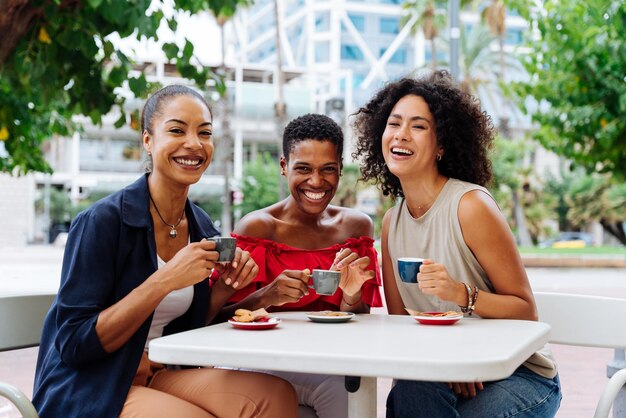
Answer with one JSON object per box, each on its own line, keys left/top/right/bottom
{"left": 397, "top": 257, "right": 424, "bottom": 283}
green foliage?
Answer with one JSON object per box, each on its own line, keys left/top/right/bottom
{"left": 566, "top": 174, "right": 611, "bottom": 226}
{"left": 193, "top": 196, "right": 224, "bottom": 226}
{"left": 490, "top": 136, "right": 530, "bottom": 202}
{"left": 543, "top": 169, "right": 576, "bottom": 231}
{"left": 0, "top": 0, "right": 251, "bottom": 175}
{"left": 566, "top": 173, "right": 625, "bottom": 228}
{"left": 490, "top": 137, "right": 553, "bottom": 243}
{"left": 206, "top": 0, "right": 254, "bottom": 25}
{"left": 606, "top": 183, "right": 626, "bottom": 221}
{"left": 539, "top": 170, "right": 626, "bottom": 245}
{"left": 401, "top": 0, "right": 448, "bottom": 40}
{"left": 332, "top": 164, "right": 361, "bottom": 208}
{"left": 503, "top": 0, "right": 534, "bottom": 20}
{"left": 374, "top": 193, "right": 395, "bottom": 240}
{"left": 0, "top": 0, "right": 156, "bottom": 174}
{"left": 35, "top": 187, "right": 71, "bottom": 224}
{"left": 237, "top": 153, "right": 280, "bottom": 217}
{"left": 511, "top": 0, "right": 626, "bottom": 179}
{"left": 69, "top": 190, "right": 113, "bottom": 220}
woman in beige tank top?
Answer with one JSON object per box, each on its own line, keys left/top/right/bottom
{"left": 351, "top": 71, "right": 561, "bottom": 417}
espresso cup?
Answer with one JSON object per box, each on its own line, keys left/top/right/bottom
{"left": 207, "top": 237, "right": 237, "bottom": 262}
{"left": 397, "top": 257, "right": 424, "bottom": 283}
{"left": 309, "top": 269, "right": 340, "bottom": 296}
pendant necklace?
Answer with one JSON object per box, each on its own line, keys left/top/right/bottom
{"left": 148, "top": 192, "right": 185, "bottom": 239}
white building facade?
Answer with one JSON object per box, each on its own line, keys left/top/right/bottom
{"left": 1, "top": 0, "right": 539, "bottom": 245}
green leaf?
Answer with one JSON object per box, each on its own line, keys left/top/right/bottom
{"left": 162, "top": 42, "right": 179, "bottom": 60}
{"left": 183, "top": 39, "right": 194, "bottom": 60}
{"left": 114, "top": 112, "right": 127, "bottom": 129}
{"left": 128, "top": 75, "right": 149, "bottom": 97}
{"left": 87, "top": 0, "right": 103, "bottom": 8}
{"left": 103, "top": 40, "right": 115, "bottom": 58}
{"left": 167, "top": 17, "right": 178, "bottom": 32}
{"left": 108, "top": 66, "right": 126, "bottom": 87}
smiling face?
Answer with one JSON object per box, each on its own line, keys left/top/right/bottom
{"left": 382, "top": 94, "right": 442, "bottom": 179}
{"left": 143, "top": 95, "right": 213, "bottom": 187}
{"left": 281, "top": 139, "right": 341, "bottom": 215}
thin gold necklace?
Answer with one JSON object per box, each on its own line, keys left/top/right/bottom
{"left": 413, "top": 200, "right": 434, "bottom": 216}
{"left": 412, "top": 177, "right": 446, "bottom": 215}
{"left": 148, "top": 192, "right": 185, "bottom": 239}
{"left": 416, "top": 201, "right": 433, "bottom": 211}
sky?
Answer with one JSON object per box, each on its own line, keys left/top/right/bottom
{"left": 110, "top": 5, "right": 223, "bottom": 67}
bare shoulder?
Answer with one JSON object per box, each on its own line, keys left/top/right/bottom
{"left": 458, "top": 189, "right": 511, "bottom": 244}
{"left": 458, "top": 189, "right": 502, "bottom": 224}
{"left": 329, "top": 205, "right": 374, "bottom": 237}
{"left": 233, "top": 207, "right": 277, "bottom": 239}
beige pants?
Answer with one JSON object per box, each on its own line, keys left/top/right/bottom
{"left": 119, "top": 353, "right": 298, "bottom": 418}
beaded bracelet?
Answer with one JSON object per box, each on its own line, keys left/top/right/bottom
{"left": 460, "top": 283, "right": 473, "bottom": 314}
{"left": 468, "top": 285, "right": 479, "bottom": 316}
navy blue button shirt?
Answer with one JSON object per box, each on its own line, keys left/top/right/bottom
{"left": 33, "top": 174, "right": 219, "bottom": 417}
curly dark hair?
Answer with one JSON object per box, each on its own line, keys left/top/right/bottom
{"left": 283, "top": 113, "right": 343, "bottom": 160}
{"left": 351, "top": 70, "right": 495, "bottom": 198}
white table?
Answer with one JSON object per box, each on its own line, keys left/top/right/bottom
{"left": 149, "top": 313, "right": 550, "bottom": 418}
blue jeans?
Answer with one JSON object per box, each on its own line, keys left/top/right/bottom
{"left": 386, "top": 366, "right": 562, "bottom": 418}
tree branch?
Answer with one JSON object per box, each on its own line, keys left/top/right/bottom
{"left": 0, "top": 0, "right": 42, "bottom": 65}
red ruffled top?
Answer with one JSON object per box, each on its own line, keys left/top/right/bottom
{"left": 228, "top": 234, "right": 383, "bottom": 312}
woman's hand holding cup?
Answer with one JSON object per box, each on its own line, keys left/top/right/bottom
{"left": 331, "top": 248, "right": 375, "bottom": 298}
{"left": 417, "top": 259, "right": 466, "bottom": 304}
{"left": 257, "top": 269, "right": 310, "bottom": 307}
{"left": 155, "top": 239, "right": 219, "bottom": 291}
{"left": 213, "top": 246, "right": 258, "bottom": 290}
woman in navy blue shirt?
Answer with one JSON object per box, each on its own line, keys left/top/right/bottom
{"left": 33, "top": 85, "right": 298, "bottom": 418}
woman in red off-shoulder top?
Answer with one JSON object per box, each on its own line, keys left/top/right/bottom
{"left": 227, "top": 235, "right": 382, "bottom": 312}
{"left": 216, "top": 114, "right": 382, "bottom": 418}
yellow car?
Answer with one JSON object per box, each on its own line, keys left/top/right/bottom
{"left": 552, "top": 239, "right": 587, "bottom": 249}
{"left": 540, "top": 232, "right": 594, "bottom": 249}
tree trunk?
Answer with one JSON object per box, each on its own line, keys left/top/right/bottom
{"left": 273, "top": 0, "right": 287, "bottom": 200}
{"left": 512, "top": 188, "right": 533, "bottom": 246}
{"left": 0, "top": 0, "right": 81, "bottom": 64}
{"left": 600, "top": 219, "right": 626, "bottom": 246}
{"left": 423, "top": 3, "right": 437, "bottom": 71}
{"left": 0, "top": 0, "right": 40, "bottom": 64}
{"left": 219, "top": 24, "right": 232, "bottom": 235}
{"left": 497, "top": 34, "right": 510, "bottom": 137}
{"left": 430, "top": 38, "right": 436, "bottom": 70}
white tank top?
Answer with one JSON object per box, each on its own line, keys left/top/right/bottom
{"left": 388, "top": 178, "right": 556, "bottom": 379}
{"left": 144, "top": 254, "right": 194, "bottom": 350}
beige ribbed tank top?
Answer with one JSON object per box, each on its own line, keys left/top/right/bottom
{"left": 388, "top": 178, "right": 557, "bottom": 379}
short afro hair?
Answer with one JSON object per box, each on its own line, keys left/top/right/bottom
{"left": 282, "top": 113, "right": 343, "bottom": 160}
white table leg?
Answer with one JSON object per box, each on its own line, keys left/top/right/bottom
{"left": 348, "top": 376, "right": 377, "bottom": 418}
